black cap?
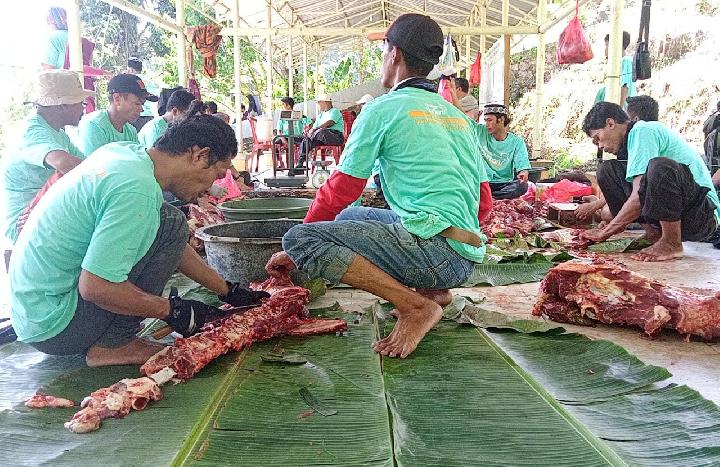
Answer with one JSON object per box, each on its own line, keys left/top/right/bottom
{"left": 107, "top": 74, "right": 158, "bottom": 102}
{"left": 369, "top": 14, "right": 443, "bottom": 65}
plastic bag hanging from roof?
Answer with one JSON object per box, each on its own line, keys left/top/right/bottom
{"left": 469, "top": 53, "right": 482, "bottom": 87}
{"left": 437, "top": 34, "right": 458, "bottom": 76}
{"left": 556, "top": 1, "right": 594, "bottom": 65}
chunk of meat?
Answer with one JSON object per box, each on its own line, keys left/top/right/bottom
{"left": 481, "top": 199, "right": 547, "bottom": 238}
{"left": 534, "top": 261, "right": 720, "bottom": 340}
{"left": 25, "top": 393, "right": 75, "bottom": 409}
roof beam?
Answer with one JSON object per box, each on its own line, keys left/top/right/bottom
{"left": 99, "top": 0, "right": 182, "bottom": 34}
{"left": 220, "top": 24, "right": 538, "bottom": 37}
{"left": 539, "top": 0, "right": 592, "bottom": 33}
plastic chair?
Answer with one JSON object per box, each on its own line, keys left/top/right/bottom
{"left": 311, "top": 112, "right": 351, "bottom": 172}
{"left": 248, "top": 117, "right": 273, "bottom": 173}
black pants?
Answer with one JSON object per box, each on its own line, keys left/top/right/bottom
{"left": 31, "top": 203, "right": 189, "bottom": 356}
{"left": 373, "top": 174, "right": 390, "bottom": 209}
{"left": 489, "top": 181, "right": 528, "bottom": 200}
{"left": 130, "top": 115, "right": 153, "bottom": 132}
{"left": 295, "top": 129, "right": 344, "bottom": 169}
{"left": 597, "top": 157, "right": 717, "bottom": 241}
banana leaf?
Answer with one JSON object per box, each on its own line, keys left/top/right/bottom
{"left": 588, "top": 237, "right": 652, "bottom": 253}
{"left": 463, "top": 262, "right": 554, "bottom": 286}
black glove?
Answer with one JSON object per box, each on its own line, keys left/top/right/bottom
{"left": 219, "top": 281, "right": 270, "bottom": 307}
{"left": 166, "top": 287, "right": 222, "bottom": 337}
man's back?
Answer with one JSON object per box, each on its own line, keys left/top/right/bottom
{"left": 10, "top": 142, "right": 162, "bottom": 343}
{"left": 338, "top": 86, "right": 487, "bottom": 261}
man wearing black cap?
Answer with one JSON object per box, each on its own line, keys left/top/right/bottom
{"left": 77, "top": 73, "right": 158, "bottom": 156}
{"left": 477, "top": 103, "right": 531, "bottom": 200}
{"left": 266, "top": 14, "right": 491, "bottom": 359}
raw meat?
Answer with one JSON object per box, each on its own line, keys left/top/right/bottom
{"left": 66, "top": 275, "right": 347, "bottom": 433}
{"left": 64, "top": 377, "right": 162, "bottom": 434}
{"left": 481, "top": 199, "right": 547, "bottom": 238}
{"left": 541, "top": 228, "right": 594, "bottom": 250}
{"left": 533, "top": 261, "right": 720, "bottom": 340}
{"left": 250, "top": 274, "right": 295, "bottom": 295}
{"left": 25, "top": 393, "right": 75, "bottom": 409}
{"left": 184, "top": 196, "right": 225, "bottom": 253}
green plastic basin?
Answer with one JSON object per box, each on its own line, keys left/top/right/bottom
{"left": 218, "top": 197, "right": 313, "bottom": 221}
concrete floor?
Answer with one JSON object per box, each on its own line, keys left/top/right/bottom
{"left": 311, "top": 241, "right": 720, "bottom": 405}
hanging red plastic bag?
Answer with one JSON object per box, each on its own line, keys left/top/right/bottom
{"left": 469, "top": 52, "right": 482, "bottom": 86}
{"left": 556, "top": 1, "right": 594, "bottom": 65}
{"left": 521, "top": 181, "right": 537, "bottom": 202}
{"left": 541, "top": 179, "right": 593, "bottom": 203}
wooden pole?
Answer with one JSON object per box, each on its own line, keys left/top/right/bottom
{"left": 233, "top": 0, "right": 244, "bottom": 153}
{"left": 532, "top": 0, "right": 548, "bottom": 159}
{"left": 605, "top": 0, "right": 624, "bottom": 105}
{"left": 288, "top": 39, "right": 294, "bottom": 98}
{"left": 67, "top": 0, "right": 83, "bottom": 79}
{"left": 265, "top": 1, "right": 273, "bottom": 115}
{"left": 176, "top": 0, "right": 187, "bottom": 87}
{"left": 314, "top": 47, "right": 320, "bottom": 97}
{"left": 503, "top": 34, "right": 511, "bottom": 108}
{"left": 303, "top": 42, "right": 309, "bottom": 115}
{"left": 465, "top": 35, "right": 471, "bottom": 78}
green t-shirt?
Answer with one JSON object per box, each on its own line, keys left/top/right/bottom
{"left": 43, "top": 29, "right": 67, "bottom": 69}
{"left": 338, "top": 86, "right": 488, "bottom": 263}
{"left": 476, "top": 125, "right": 531, "bottom": 183}
{"left": 78, "top": 110, "right": 139, "bottom": 156}
{"left": 626, "top": 121, "right": 720, "bottom": 219}
{"left": 9, "top": 142, "right": 163, "bottom": 343}
{"left": 595, "top": 56, "right": 637, "bottom": 107}
{"left": 314, "top": 107, "right": 344, "bottom": 134}
{"left": 276, "top": 117, "right": 308, "bottom": 136}
{"left": 137, "top": 116, "right": 168, "bottom": 149}
{"left": 2, "top": 113, "right": 84, "bottom": 242}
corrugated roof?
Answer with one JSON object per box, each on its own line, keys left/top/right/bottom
{"left": 208, "top": 0, "right": 546, "bottom": 68}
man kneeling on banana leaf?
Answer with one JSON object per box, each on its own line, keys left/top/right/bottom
{"left": 10, "top": 114, "right": 268, "bottom": 367}
{"left": 265, "top": 14, "right": 492, "bottom": 359}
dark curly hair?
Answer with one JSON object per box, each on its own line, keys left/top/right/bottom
{"left": 154, "top": 113, "right": 237, "bottom": 166}
{"left": 582, "top": 101, "right": 629, "bottom": 136}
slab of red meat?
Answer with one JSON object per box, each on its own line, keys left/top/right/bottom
{"left": 25, "top": 393, "right": 75, "bottom": 409}
{"left": 481, "top": 199, "right": 545, "bottom": 238}
{"left": 250, "top": 274, "right": 295, "bottom": 294}
{"left": 533, "top": 261, "right": 720, "bottom": 340}
{"left": 541, "top": 228, "right": 594, "bottom": 250}
{"left": 64, "top": 377, "right": 162, "bottom": 434}
{"left": 185, "top": 196, "right": 225, "bottom": 253}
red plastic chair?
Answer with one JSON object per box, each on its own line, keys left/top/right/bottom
{"left": 248, "top": 117, "right": 272, "bottom": 172}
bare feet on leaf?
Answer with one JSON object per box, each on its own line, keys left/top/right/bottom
{"left": 372, "top": 299, "right": 443, "bottom": 358}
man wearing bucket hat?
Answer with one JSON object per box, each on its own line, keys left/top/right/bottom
{"left": 77, "top": 73, "right": 157, "bottom": 156}
{"left": 292, "top": 93, "right": 345, "bottom": 174}
{"left": 267, "top": 14, "right": 492, "bottom": 359}
{"left": 3, "top": 70, "right": 94, "bottom": 244}
{"left": 9, "top": 114, "right": 269, "bottom": 366}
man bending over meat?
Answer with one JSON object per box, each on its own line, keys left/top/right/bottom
{"left": 266, "top": 14, "right": 492, "bottom": 358}
{"left": 9, "top": 115, "right": 268, "bottom": 366}
{"left": 580, "top": 101, "right": 720, "bottom": 261}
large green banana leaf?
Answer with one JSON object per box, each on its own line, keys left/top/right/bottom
{"left": 1, "top": 303, "right": 719, "bottom": 466}
{"left": 463, "top": 262, "right": 554, "bottom": 286}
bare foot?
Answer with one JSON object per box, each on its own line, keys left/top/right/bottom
{"left": 372, "top": 299, "right": 443, "bottom": 358}
{"left": 641, "top": 224, "right": 661, "bottom": 244}
{"left": 416, "top": 288, "right": 453, "bottom": 307}
{"left": 86, "top": 338, "right": 165, "bottom": 367}
{"left": 631, "top": 239, "right": 683, "bottom": 262}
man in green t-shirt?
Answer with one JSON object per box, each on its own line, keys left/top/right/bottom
{"left": 266, "top": 14, "right": 492, "bottom": 359}
{"left": 77, "top": 74, "right": 157, "bottom": 156}
{"left": 580, "top": 102, "right": 719, "bottom": 261}
{"left": 3, "top": 70, "right": 94, "bottom": 244}
{"left": 476, "top": 103, "right": 531, "bottom": 199}
{"left": 138, "top": 89, "right": 196, "bottom": 148}
{"left": 41, "top": 7, "right": 68, "bottom": 70}
{"left": 10, "top": 115, "right": 268, "bottom": 367}
{"left": 595, "top": 32, "right": 637, "bottom": 108}
{"left": 292, "top": 94, "right": 345, "bottom": 173}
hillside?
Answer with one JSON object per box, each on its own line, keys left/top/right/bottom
{"left": 510, "top": 0, "right": 720, "bottom": 163}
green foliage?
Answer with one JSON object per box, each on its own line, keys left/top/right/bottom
{"left": 323, "top": 46, "right": 382, "bottom": 93}
{"left": 553, "top": 151, "right": 583, "bottom": 171}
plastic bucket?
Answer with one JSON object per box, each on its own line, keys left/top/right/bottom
{"left": 218, "top": 197, "right": 313, "bottom": 221}
{"left": 195, "top": 219, "right": 308, "bottom": 287}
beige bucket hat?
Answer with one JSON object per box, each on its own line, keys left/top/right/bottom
{"left": 32, "top": 70, "right": 95, "bottom": 106}
{"left": 315, "top": 93, "right": 333, "bottom": 102}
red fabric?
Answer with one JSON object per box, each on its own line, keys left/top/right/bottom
{"left": 189, "top": 24, "right": 223, "bottom": 78}
{"left": 478, "top": 181, "right": 492, "bottom": 223}
{"left": 16, "top": 171, "right": 62, "bottom": 236}
{"left": 304, "top": 171, "right": 366, "bottom": 223}
{"left": 469, "top": 53, "right": 482, "bottom": 87}
{"left": 341, "top": 111, "right": 356, "bottom": 139}
{"left": 556, "top": 2, "right": 593, "bottom": 65}
{"left": 188, "top": 79, "right": 201, "bottom": 100}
